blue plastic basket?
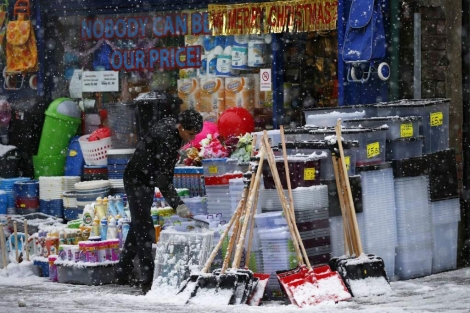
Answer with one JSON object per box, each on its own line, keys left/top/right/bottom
{"left": 33, "top": 260, "right": 50, "bottom": 277}
{"left": 39, "top": 199, "right": 64, "bottom": 218}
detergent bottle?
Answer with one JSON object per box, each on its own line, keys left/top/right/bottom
{"left": 114, "top": 195, "right": 127, "bottom": 218}
{"left": 92, "top": 215, "right": 100, "bottom": 237}
{"left": 95, "top": 197, "right": 107, "bottom": 220}
{"left": 107, "top": 196, "right": 119, "bottom": 218}
{"left": 82, "top": 204, "right": 94, "bottom": 227}
{"left": 117, "top": 218, "right": 123, "bottom": 248}
{"left": 108, "top": 217, "right": 117, "bottom": 239}
{"left": 100, "top": 217, "right": 108, "bottom": 240}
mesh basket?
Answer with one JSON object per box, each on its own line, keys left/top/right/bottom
{"left": 78, "top": 135, "right": 112, "bottom": 166}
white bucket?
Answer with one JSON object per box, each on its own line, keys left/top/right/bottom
{"left": 248, "top": 40, "right": 266, "bottom": 67}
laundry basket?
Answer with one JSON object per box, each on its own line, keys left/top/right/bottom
{"left": 78, "top": 135, "right": 112, "bottom": 166}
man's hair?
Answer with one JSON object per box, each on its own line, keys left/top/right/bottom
{"left": 178, "top": 109, "right": 203, "bottom": 133}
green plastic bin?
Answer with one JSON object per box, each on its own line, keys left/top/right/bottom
{"left": 33, "top": 154, "right": 66, "bottom": 179}
{"left": 37, "top": 98, "right": 81, "bottom": 156}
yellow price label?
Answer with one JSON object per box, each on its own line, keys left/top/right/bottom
{"left": 208, "top": 166, "right": 218, "bottom": 174}
{"left": 21, "top": 204, "right": 25, "bottom": 208}
{"left": 400, "top": 123, "right": 413, "bottom": 137}
{"left": 430, "top": 112, "right": 443, "bottom": 126}
{"left": 304, "top": 168, "right": 316, "bottom": 181}
{"left": 366, "top": 142, "right": 380, "bottom": 158}
{"left": 345, "top": 156, "right": 351, "bottom": 171}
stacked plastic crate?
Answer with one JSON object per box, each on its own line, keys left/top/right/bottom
{"left": 292, "top": 185, "right": 331, "bottom": 265}
{"left": 394, "top": 175, "right": 432, "bottom": 279}
{"left": 357, "top": 164, "right": 397, "bottom": 279}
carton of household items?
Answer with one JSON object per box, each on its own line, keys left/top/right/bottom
{"left": 248, "top": 35, "right": 267, "bottom": 67}
{"left": 225, "top": 77, "right": 254, "bottom": 115}
{"left": 177, "top": 78, "right": 201, "bottom": 111}
{"left": 199, "top": 77, "right": 225, "bottom": 122}
{"left": 215, "top": 54, "right": 232, "bottom": 77}
{"left": 231, "top": 35, "right": 249, "bottom": 70}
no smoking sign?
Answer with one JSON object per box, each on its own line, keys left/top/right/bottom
{"left": 260, "top": 69, "right": 272, "bottom": 91}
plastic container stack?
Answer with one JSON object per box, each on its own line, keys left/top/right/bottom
{"left": 375, "top": 99, "right": 450, "bottom": 154}
{"left": 0, "top": 177, "right": 30, "bottom": 214}
{"left": 107, "top": 149, "right": 134, "bottom": 194}
{"left": 431, "top": 197, "right": 460, "bottom": 273}
{"left": 357, "top": 164, "right": 398, "bottom": 279}
{"left": 39, "top": 176, "right": 80, "bottom": 218}
{"left": 173, "top": 167, "right": 204, "bottom": 197}
{"left": 394, "top": 175, "right": 432, "bottom": 280}
{"left": 14, "top": 180, "right": 40, "bottom": 215}
{"left": 74, "top": 180, "right": 111, "bottom": 211}
{"left": 204, "top": 173, "right": 242, "bottom": 221}
{"left": 184, "top": 196, "right": 208, "bottom": 216}
{"left": 292, "top": 185, "right": 331, "bottom": 265}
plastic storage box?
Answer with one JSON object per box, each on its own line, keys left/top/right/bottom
{"left": 386, "top": 136, "right": 424, "bottom": 161}
{"left": 343, "top": 116, "right": 422, "bottom": 140}
{"left": 201, "top": 158, "right": 227, "bottom": 177}
{"left": 309, "top": 127, "right": 387, "bottom": 166}
{"left": 254, "top": 211, "right": 288, "bottom": 229}
{"left": 282, "top": 141, "right": 358, "bottom": 180}
{"left": 283, "top": 127, "right": 318, "bottom": 142}
{"left": 262, "top": 154, "right": 324, "bottom": 189}
{"left": 56, "top": 263, "right": 117, "bottom": 285}
{"left": 303, "top": 104, "right": 377, "bottom": 122}
{"left": 104, "top": 102, "right": 138, "bottom": 149}
{"left": 375, "top": 99, "right": 449, "bottom": 154}
{"left": 306, "top": 110, "right": 366, "bottom": 127}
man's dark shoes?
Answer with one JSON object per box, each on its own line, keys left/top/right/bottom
{"left": 135, "top": 280, "right": 152, "bottom": 295}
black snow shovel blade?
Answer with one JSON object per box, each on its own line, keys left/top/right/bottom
{"left": 212, "top": 268, "right": 254, "bottom": 305}
{"left": 186, "top": 272, "right": 239, "bottom": 305}
{"left": 330, "top": 254, "right": 391, "bottom": 297}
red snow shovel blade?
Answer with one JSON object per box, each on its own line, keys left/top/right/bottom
{"left": 246, "top": 273, "right": 270, "bottom": 306}
{"left": 277, "top": 265, "right": 351, "bottom": 307}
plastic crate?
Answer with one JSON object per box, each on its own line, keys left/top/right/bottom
{"left": 56, "top": 263, "right": 117, "bottom": 285}
{"left": 375, "top": 99, "right": 449, "bottom": 154}
{"left": 201, "top": 158, "right": 227, "bottom": 177}
{"left": 386, "top": 137, "right": 424, "bottom": 161}
{"left": 303, "top": 104, "right": 377, "bottom": 122}
{"left": 344, "top": 116, "right": 422, "bottom": 140}
{"left": 306, "top": 110, "right": 366, "bottom": 127}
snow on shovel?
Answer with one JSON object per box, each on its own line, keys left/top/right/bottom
{"left": 329, "top": 120, "right": 392, "bottom": 297}
{"left": 264, "top": 130, "right": 351, "bottom": 307}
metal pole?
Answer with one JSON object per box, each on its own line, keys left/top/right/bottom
{"left": 413, "top": 13, "right": 422, "bottom": 99}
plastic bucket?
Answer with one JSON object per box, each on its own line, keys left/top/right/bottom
{"left": 33, "top": 155, "right": 66, "bottom": 179}
{"left": 37, "top": 99, "right": 81, "bottom": 156}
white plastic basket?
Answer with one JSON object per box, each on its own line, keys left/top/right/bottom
{"left": 78, "top": 135, "right": 112, "bottom": 166}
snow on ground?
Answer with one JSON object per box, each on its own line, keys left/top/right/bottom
{"left": 1, "top": 265, "right": 470, "bottom": 312}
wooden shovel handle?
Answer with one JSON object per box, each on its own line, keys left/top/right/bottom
{"left": 251, "top": 134, "right": 257, "bottom": 157}
{"left": 221, "top": 193, "right": 244, "bottom": 274}
{"left": 24, "top": 220, "right": 29, "bottom": 261}
{"left": 263, "top": 132, "right": 305, "bottom": 268}
{"left": 0, "top": 224, "right": 7, "bottom": 268}
{"left": 201, "top": 187, "right": 248, "bottom": 274}
{"left": 331, "top": 153, "right": 352, "bottom": 255}
{"left": 335, "top": 120, "right": 363, "bottom": 255}
{"left": 232, "top": 147, "right": 265, "bottom": 268}
{"left": 279, "top": 127, "right": 312, "bottom": 269}
{"left": 244, "top": 170, "right": 262, "bottom": 267}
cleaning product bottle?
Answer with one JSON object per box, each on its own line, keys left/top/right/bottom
{"left": 121, "top": 218, "right": 130, "bottom": 244}
{"left": 107, "top": 196, "right": 118, "bottom": 218}
{"left": 59, "top": 230, "right": 66, "bottom": 245}
{"left": 100, "top": 217, "right": 108, "bottom": 240}
{"left": 82, "top": 204, "right": 94, "bottom": 227}
{"left": 117, "top": 218, "right": 123, "bottom": 248}
{"left": 95, "top": 197, "right": 107, "bottom": 220}
{"left": 108, "top": 217, "right": 117, "bottom": 239}
{"left": 92, "top": 215, "right": 100, "bottom": 237}
{"left": 114, "top": 195, "right": 127, "bottom": 218}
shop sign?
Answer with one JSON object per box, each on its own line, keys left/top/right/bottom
{"left": 208, "top": 0, "right": 337, "bottom": 35}
{"left": 80, "top": 12, "right": 211, "bottom": 71}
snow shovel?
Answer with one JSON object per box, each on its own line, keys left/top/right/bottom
{"left": 178, "top": 186, "right": 248, "bottom": 296}
{"left": 186, "top": 150, "right": 265, "bottom": 304}
{"left": 329, "top": 120, "right": 391, "bottom": 297}
{"left": 229, "top": 156, "right": 267, "bottom": 305}
{"left": 264, "top": 130, "right": 351, "bottom": 307}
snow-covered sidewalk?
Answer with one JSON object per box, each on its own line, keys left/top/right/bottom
{"left": 1, "top": 263, "right": 470, "bottom": 312}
